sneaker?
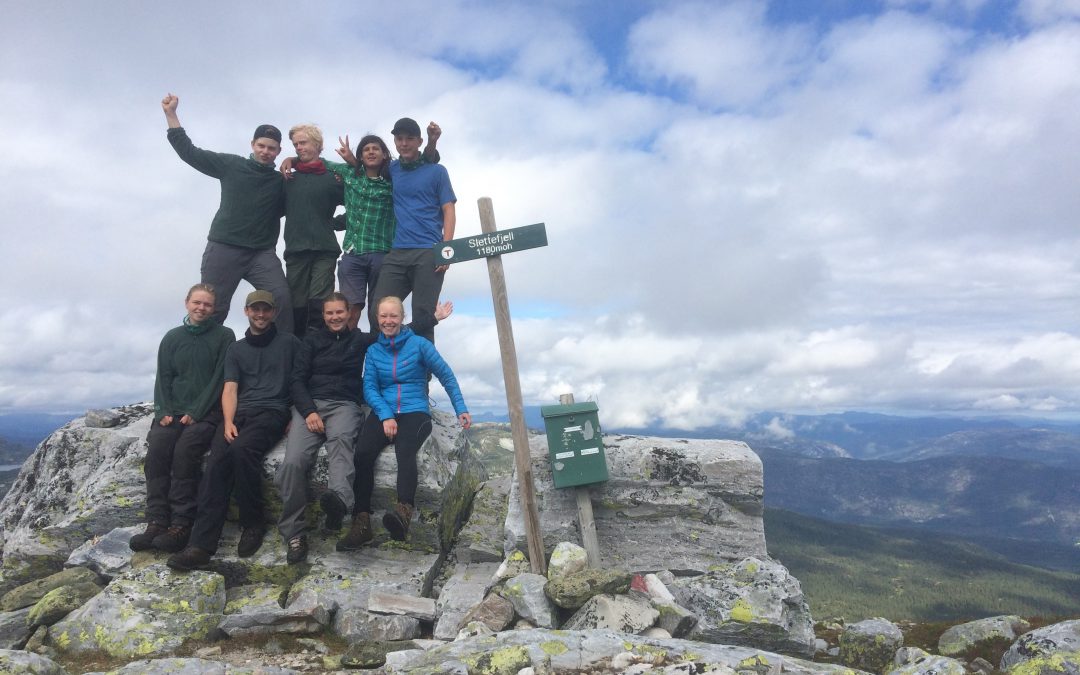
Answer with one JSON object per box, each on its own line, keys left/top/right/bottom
{"left": 382, "top": 502, "right": 414, "bottom": 541}
{"left": 237, "top": 526, "right": 266, "bottom": 558}
{"left": 286, "top": 535, "right": 308, "bottom": 565}
{"left": 166, "top": 546, "right": 212, "bottom": 571}
{"left": 336, "top": 512, "right": 373, "bottom": 551}
{"left": 320, "top": 491, "right": 347, "bottom": 532}
{"left": 151, "top": 524, "right": 192, "bottom": 553}
{"left": 129, "top": 523, "right": 168, "bottom": 552}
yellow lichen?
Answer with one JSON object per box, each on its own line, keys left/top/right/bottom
{"left": 729, "top": 598, "right": 755, "bottom": 623}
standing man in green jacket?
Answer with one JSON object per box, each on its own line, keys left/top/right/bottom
{"left": 282, "top": 124, "right": 344, "bottom": 336}
{"left": 162, "top": 93, "right": 293, "bottom": 334}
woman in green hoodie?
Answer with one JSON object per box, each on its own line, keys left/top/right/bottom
{"left": 129, "top": 284, "right": 236, "bottom": 553}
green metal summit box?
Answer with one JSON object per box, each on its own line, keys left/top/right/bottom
{"left": 540, "top": 402, "right": 609, "bottom": 488}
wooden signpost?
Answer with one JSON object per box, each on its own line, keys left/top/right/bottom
{"left": 436, "top": 198, "right": 548, "bottom": 574}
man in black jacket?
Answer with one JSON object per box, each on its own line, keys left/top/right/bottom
{"left": 167, "top": 290, "right": 301, "bottom": 570}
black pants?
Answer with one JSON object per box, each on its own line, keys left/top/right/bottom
{"left": 353, "top": 411, "right": 432, "bottom": 513}
{"left": 188, "top": 407, "right": 288, "bottom": 553}
{"left": 143, "top": 410, "right": 222, "bottom": 527}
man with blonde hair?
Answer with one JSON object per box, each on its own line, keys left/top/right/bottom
{"left": 282, "top": 123, "right": 345, "bottom": 335}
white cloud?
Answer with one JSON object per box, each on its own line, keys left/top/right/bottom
{"left": 2, "top": 1, "right": 1080, "bottom": 427}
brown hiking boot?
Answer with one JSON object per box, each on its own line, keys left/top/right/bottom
{"left": 382, "top": 502, "right": 414, "bottom": 541}
{"left": 129, "top": 523, "right": 168, "bottom": 551}
{"left": 166, "top": 546, "right": 212, "bottom": 571}
{"left": 151, "top": 524, "right": 192, "bottom": 553}
{"left": 336, "top": 512, "right": 373, "bottom": 551}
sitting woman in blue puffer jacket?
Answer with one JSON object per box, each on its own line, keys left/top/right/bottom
{"left": 346, "top": 295, "right": 471, "bottom": 545}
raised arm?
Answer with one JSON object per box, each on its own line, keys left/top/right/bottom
{"left": 162, "top": 93, "right": 181, "bottom": 129}
{"left": 422, "top": 122, "right": 441, "bottom": 162}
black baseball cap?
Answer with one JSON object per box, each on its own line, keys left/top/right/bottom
{"left": 391, "top": 118, "right": 422, "bottom": 137}
{"left": 252, "top": 124, "right": 282, "bottom": 144}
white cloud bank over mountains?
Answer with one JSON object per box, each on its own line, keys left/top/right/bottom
{"left": 2, "top": 0, "right": 1080, "bottom": 429}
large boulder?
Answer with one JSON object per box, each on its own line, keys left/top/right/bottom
{"left": 670, "top": 556, "right": 815, "bottom": 657}
{"left": 839, "top": 618, "right": 904, "bottom": 675}
{"left": 0, "top": 405, "right": 479, "bottom": 589}
{"left": 505, "top": 433, "right": 767, "bottom": 571}
{"left": 1001, "top": 619, "right": 1080, "bottom": 671}
{"left": 938, "top": 615, "right": 1029, "bottom": 657}
{"left": 47, "top": 563, "right": 226, "bottom": 658}
{"left": 0, "top": 649, "right": 68, "bottom": 675}
{"left": 0, "top": 405, "right": 152, "bottom": 589}
{"left": 888, "top": 647, "right": 966, "bottom": 675}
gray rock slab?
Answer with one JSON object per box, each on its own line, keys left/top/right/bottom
{"left": 453, "top": 474, "right": 510, "bottom": 564}
{"left": 334, "top": 609, "right": 420, "bottom": 641}
{"left": 368, "top": 590, "right": 436, "bottom": 621}
{"left": 0, "top": 567, "right": 100, "bottom": 612}
{"left": 284, "top": 547, "right": 440, "bottom": 630}
{"left": 379, "top": 627, "right": 869, "bottom": 675}
{"left": 218, "top": 583, "right": 320, "bottom": 637}
{"left": 840, "top": 618, "right": 904, "bottom": 674}
{"left": 82, "top": 657, "right": 299, "bottom": 674}
{"left": 653, "top": 600, "right": 698, "bottom": 638}
{"left": 499, "top": 572, "right": 556, "bottom": 628}
{"left": 506, "top": 434, "right": 767, "bottom": 572}
{"left": 433, "top": 562, "right": 499, "bottom": 639}
{"left": 938, "top": 615, "right": 1029, "bottom": 657}
{"left": 0, "top": 649, "right": 68, "bottom": 675}
{"left": 562, "top": 593, "right": 660, "bottom": 633}
{"left": 48, "top": 563, "right": 225, "bottom": 658}
{"left": 0, "top": 608, "right": 33, "bottom": 649}
{"left": 65, "top": 526, "right": 141, "bottom": 579}
{"left": 85, "top": 409, "right": 124, "bottom": 429}
{"left": 1001, "top": 619, "right": 1080, "bottom": 671}
{"left": 671, "top": 557, "right": 815, "bottom": 657}
{"left": 26, "top": 581, "right": 102, "bottom": 628}
{"left": 0, "top": 405, "right": 153, "bottom": 582}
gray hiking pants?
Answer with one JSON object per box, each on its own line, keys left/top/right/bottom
{"left": 201, "top": 240, "right": 293, "bottom": 334}
{"left": 275, "top": 399, "right": 364, "bottom": 541}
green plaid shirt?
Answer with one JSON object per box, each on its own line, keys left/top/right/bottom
{"left": 326, "top": 161, "right": 395, "bottom": 254}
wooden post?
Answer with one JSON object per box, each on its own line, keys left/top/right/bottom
{"left": 478, "top": 197, "right": 547, "bottom": 575}
{"left": 559, "top": 393, "right": 602, "bottom": 568}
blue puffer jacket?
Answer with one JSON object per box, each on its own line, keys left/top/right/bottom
{"left": 363, "top": 326, "right": 468, "bottom": 421}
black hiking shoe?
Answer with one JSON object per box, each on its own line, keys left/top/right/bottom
{"left": 151, "top": 524, "right": 192, "bottom": 553}
{"left": 129, "top": 523, "right": 168, "bottom": 551}
{"left": 166, "top": 546, "right": 212, "bottom": 571}
{"left": 286, "top": 535, "right": 308, "bottom": 565}
{"left": 237, "top": 526, "right": 266, "bottom": 558}
{"left": 320, "top": 491, "right": 347, "bottom": 532}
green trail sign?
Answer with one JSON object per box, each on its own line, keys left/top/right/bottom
{"left": 435, "top": 222, "right": 547, "bottom": 265}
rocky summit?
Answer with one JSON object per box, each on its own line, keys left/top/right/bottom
{"left": 0, "top": 405, "right": 1075, "bottom": 674}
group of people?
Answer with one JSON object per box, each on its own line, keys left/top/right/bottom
{"left": 130, "top": 94, "right": 471, "bottom": 569}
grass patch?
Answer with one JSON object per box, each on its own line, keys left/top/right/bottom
{"left": 766, "top": 508, "right": 1080, "bottom": 622}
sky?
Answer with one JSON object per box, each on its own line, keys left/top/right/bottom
{"left": 2, "top": 0, "right": 1080, "bottom": 430}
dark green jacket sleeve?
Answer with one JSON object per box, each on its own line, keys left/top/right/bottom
{"left": 152, "top": 333, "right": 176, "bottom": 422}
{"left": 167, "top": 127, "right": 232, "bottom": 179}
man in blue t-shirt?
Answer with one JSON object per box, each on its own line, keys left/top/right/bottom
{"left": 371, "top": 117, "right": 457, "bottom": 344}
